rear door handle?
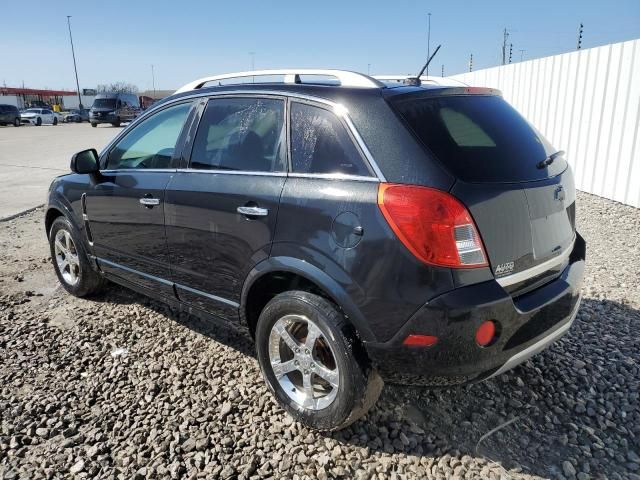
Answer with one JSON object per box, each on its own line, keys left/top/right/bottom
{"left": 237, "top": 206, "right": 268, "bottom": 217}
{"left": 140, "top": 197, "right": 161, "bottom": 207}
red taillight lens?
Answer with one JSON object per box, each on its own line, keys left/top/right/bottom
{"left": 378, "top": 183, "right": 488, "bottom": 268}
{"left": 403, "top": 334, "right": 439, "bottom": 347}
{"left": 475, "top": 320, "right": 497, "bottom": 346}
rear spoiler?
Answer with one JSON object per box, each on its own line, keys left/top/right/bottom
{"left": 374, "top": 75, "right": 468, "bottom": 87}
{"left": 386, "top": 86, "right": 503, "bottom": 101}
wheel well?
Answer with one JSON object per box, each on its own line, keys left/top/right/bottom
{"left": 244, "top": 271, "right": 337, "bottom": 338}
{"left": 45, "top": 208, "right": 63, "bottom": 238}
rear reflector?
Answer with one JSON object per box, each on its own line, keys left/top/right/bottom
{"left": 475, "top": 321, "right": 496, "bottom": 346}
{"left": 403, "top": 334, "right": 438, "bottom": 347}
{"left": 378, "top": 183, "right": 488, "bottom": 268}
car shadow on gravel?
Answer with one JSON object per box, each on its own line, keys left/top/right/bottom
{"left": 94, "top": 285, "right": 639, "bottom": 478}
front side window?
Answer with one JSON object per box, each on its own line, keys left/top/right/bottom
{"left": 190, "top": 97, "right": 286, "bottom": 172}
{"left": 106, "top": 102, "right": 191, "bottom": 170}
{"left": 290, "top": 102, "right": 370, "bottom": 176}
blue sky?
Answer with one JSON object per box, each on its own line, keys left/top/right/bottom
{"left": 2, "top": 0, "right": 639, "bottom": 91}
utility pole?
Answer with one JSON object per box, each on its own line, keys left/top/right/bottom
{"left": 66, "top": 16, "right": 83, "bottom": 108}
{"left": 577, "top": 23, "right": 583, "bottom": 49}
{"left": 509, "top": 43, "right": 513, "bottom": 64}
{"left": 520, "top": 49, "right": 525, "bottom": 61}
{"left": 469, "top": 54, "right": 473, "bottom": 72}
{"left": 367, "top": 63, "right": 371, "bottom": 76}
{"left": 501, "top": 28, "right": 510, "bottom": 65}
{"left": 151, "top": 65, "right": 156, "bottom": 98}
{"left": 441, "top": 64, "right": 444, "bottom": 77}
{"left": 426, "top": 13, "right": 432, "bottom": 76}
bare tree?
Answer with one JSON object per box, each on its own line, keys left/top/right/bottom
{"left": 96, "top": 82, "right": 139, "bottom": 94}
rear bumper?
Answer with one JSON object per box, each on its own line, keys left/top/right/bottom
{"left": 365, "top": 232, "right": 585, "bottom": 386}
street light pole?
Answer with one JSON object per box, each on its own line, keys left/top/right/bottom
{"left": 66, "top": 16, "right": 82, "bottom": 108}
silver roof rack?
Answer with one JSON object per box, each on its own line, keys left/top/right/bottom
{"left": 374, "top": 75, "right": 468, "bottom": 87}
{"left": 174, "top": 69, "right": 384, "bottom": 94}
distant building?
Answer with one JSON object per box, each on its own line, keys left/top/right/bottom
{"left": 0, "top": 87, "right": 77, "bottom": 109}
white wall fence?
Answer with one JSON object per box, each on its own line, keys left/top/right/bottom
{"left": 452, "top": 39, "right": 640, "bottom": 208}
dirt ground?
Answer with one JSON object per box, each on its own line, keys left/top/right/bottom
{"left": 1, "top": 192, "right": 639, "bottom": 479}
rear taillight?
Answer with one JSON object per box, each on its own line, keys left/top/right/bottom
{"left": 377, "top": 183, "right": 488, "bottom": 268}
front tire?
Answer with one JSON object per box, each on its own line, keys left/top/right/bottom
{"left": 14, "top": 118, "right": 20, "bottom": 127}
{"left": 255, "top": 291, "right": 382, "bottom": 431}
{"left": 49, "top": 216, "right": 104, "bottom": 297}
{"left": 53, "top": 117, "right": 58, "bottom": 125}
{"left": 112, "top": 117, "right": 121, "bottom": 127}
{"left": 36, "top": 117, "right": 42, "bottom": 126}
{"left": 91, "top": 122, "right": 97, "bottom": 128}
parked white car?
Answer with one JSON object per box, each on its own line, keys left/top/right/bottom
{"left": 20, "top": 108, "right": 58, "bottom": 126}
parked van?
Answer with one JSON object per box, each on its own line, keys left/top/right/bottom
{"left": 90, "top": 93, "right": 140, "bottom": 127}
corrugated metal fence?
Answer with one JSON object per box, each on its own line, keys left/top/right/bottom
{"left": 452, "top": 39, "right": 640, "bottom": 208}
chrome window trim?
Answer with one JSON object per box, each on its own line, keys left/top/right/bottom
{"left": 495, "top": 239, "right": 575, "bottom": 288}
{"left": 99, "top": 168, "right": 178, "bottom": 174}
{"left": 288, "top": 172, "right": 380, "bottom": 183}
{"left": 176, "top": 169, "right": 287, "bottom": 177}
{"left": 173, "top": 169, "right": 378, "bottom": 182}
{"left": 101, "top": 89, "right": 387, "bottom": 182}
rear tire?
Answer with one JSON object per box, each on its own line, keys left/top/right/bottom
{"left": 91, "top": 122, "right": 97, "bottom": 128}
{"left": 14, "top": 118, "right": 20, "bottom": 127}
{"left": 49, "top": 216, "right": 105, "bottom": 298}
{"left": 36, "top": 117, "right": 42, "bottom": 126}
{"left": 53, "top": 117, "right": 58, "bottom": 125}
{"left": 112, "top": 117, "right": 121, "bottom": 127}
{"left": 255, "top": 290, "right": 382, "bottom": 431}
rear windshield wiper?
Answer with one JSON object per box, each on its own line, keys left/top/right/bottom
{"left": 536, "top": 150, "right": 565, "bottom": 169}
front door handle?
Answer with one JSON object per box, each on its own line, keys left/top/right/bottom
{"left": 140, "top": 197, "right": 161, "bottom": 207}
{"left": 237, "top": 206, "right": 268, "bottom": 217}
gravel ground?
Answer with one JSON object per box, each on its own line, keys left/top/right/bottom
{"left": 0, "top": 191, "right": 638, "bottom": 480}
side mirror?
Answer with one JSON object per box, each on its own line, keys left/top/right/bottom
{"left": 70, "top": 149, "right": 99, "bottom": 174}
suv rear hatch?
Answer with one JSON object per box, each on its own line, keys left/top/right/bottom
{"left": 388, "top": 89, "right": 576, "bottom": 295}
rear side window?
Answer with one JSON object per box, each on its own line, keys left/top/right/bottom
{"left": 190, "top": 97, "right": 286, "bottom": 172}
{"left": 391, "top": 95, "right": 566, "bottom": 182}
{"left": 290, "top": 102, "right": 370, "bottom": 176}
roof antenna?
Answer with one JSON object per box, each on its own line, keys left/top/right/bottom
{"left": 405, "top": 44, "right": 442, "bottom": 86}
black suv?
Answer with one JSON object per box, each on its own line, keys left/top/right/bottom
{"left": 0, "top": 104, "right": 21, "bottom": 127}
{"left": 45, "top": 70, "right": 585, "bottom": 431}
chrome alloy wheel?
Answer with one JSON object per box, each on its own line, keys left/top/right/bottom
{"left": 268, "top": 314, "right": 340, "bottom": 410}
{"left": 54, "top": 229, "right": 80, "bottom": 286}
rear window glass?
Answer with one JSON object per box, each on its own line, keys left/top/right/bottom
{"left": 391, "top": 94, "right": 566, "bottom": 183}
